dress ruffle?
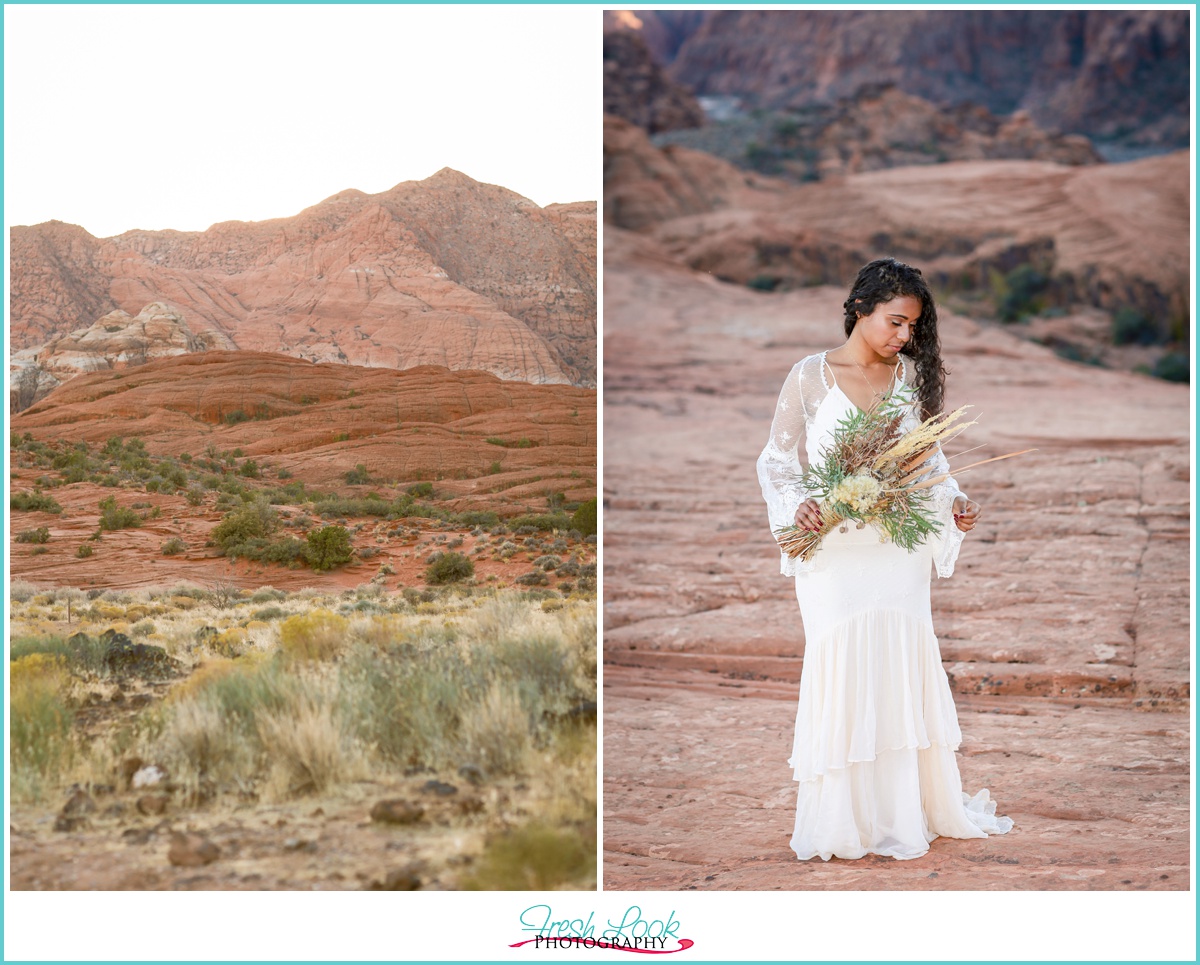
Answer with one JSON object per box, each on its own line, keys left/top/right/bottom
{"left": 788, "top": 609, "right": 1014, "bottom": 861}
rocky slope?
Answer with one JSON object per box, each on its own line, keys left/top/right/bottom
{"left": 605, "top": 117, "right": 1189, "bottom": 346}
{"left": 10, "top": 170, "right": 596, "bottom": 411}
{"left": 604, "top": 29, "right": 705, "bottom": 134}
{"left": 651, "top": 84, "right": 1100, "bottom": 182}
{"left": 618, "top": 9, "right": 1188, "bottom": 151}
{"left": 601, "top": 229, "right": 1190, "bottom": 890}
{"left": 11, "top": 350, "right": 595, "bottom": 501}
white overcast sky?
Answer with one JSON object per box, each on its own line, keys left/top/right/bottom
{"left": 3, "top": 4, "right": 601, "bottom": 238}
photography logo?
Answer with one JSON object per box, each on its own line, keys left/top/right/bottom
{"left": 512, "top": 904, "right": 694, "bottom": 953}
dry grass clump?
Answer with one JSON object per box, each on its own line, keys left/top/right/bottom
{"left": 460, "top": 681, "right": 531, "bottom": 776}
{"left": 10, "top": 654, "right": 75, "bottom": 801}
{"left": 257, "top": 689, "right": 363, "bottom": 799}
{"left": 278, "top": 609, "right": 348, "bottom": 661}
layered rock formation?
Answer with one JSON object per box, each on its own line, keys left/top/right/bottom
{"left": 620, "top": 9, "right": 1188, "bottom": 151}
{"left": 10, "top": 170, "right": 596, "bottom": 411}
{"left": 605, "top": 116, "right": 1189, "bottom": 339}
{"left": 652, "top": 84, "right": 1100, "bottom": 182}
{"left": 11, "top": 350, "right": 595, "bottom": 504}
{"left": 604, "top": 29, "right": 705, "bottom": 134}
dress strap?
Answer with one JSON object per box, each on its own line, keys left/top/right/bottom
{"left": 820, "top": 351, "right": 835, "bottom": 390}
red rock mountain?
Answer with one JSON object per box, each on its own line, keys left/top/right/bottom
{"left": 10, "top": 170, "right": 596, "bottom": 411}
{"left": 611, "top": 9, "right": 1188, "bottom": 151}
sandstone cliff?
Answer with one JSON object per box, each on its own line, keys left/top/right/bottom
{"left": 10, "top": 170, "right": 596, "bottom": 411}
{"left": 637, "top": 9, "right": 1188, "bottom": 152}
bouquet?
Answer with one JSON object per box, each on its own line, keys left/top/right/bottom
{"left": 774, "top": 402, "right": 1031, "bottom": 562}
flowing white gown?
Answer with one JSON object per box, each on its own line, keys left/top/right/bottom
{"left": 757, "top": 352, "right": 1013, "bottom": 861}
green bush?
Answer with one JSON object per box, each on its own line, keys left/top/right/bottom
{"left": 993, "top": 264, "right": 1048, "bottom": 323}
{"left": 76, "top": 544, "right": 93, "bottom": 559}
{"left": 426, "top": 551, "right": 475, "bottom": 585}
{"left": 345, "top": 464, "right": 371, "bottom": 485}
{"left": 1112, "top": 307, "right": 1161, "bottom": 346}
{"left": 570, "top": 498, "right": 597, "bottom": 538}
{"left": 16, "top": 527, "right": 50, "bottom": 544}
{"left": 212, "top": 502, "right": 276, "bottom": 552}
{"left": 508, "top": 512, "right": 573, "bottom": 533}
{"left": 11, "top": 491, "right": 62, "bottom": 514}
{"left": 1152, "top": 351, "right": 1190, "bottom": 384}
{"left": 161, "top": 537, "right": 188, "bottom": 556}
{"left": 305, "top": 526, "right": 354, "bottom": 572}
{"left": 98, "top": 496, "right": 141, "bottom": 530}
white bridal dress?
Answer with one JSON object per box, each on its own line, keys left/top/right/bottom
{"left": 757, "top": 352, "right": 1013, "bottom": 861}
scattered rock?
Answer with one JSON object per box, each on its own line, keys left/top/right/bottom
{"left": 369, "top": 800, "right": 426, "bottom": 826}
{"left": 122, "top": 827, "right": 155, "bottom": 846}
{"left": 53, "top": 815, "right": 86, "bottom": 833}
{"left": 167, "top": 831, "right": 221, "bottom": 867}
{"left": 103, "top": 637, "right": 175, "bottom": 677}
{"left": 283, "top": 837, "right": 318, "bottom": 853}
{"left": 368, "top": 864, "right": 423, "bottom": 890}
{"left": 119, "top": 757, "right": 145, "bottom": 788}
{"left": 137, "top": 794, "right": 169, "bottom": 816}
{"left": 422, "top": 780, "right": 458, "bottom": 797}
{"left": 457, "top": 763, "right": 486, "bottom": 786}
{"left": 61, "top": 790, "right": 96, "bottom": 817}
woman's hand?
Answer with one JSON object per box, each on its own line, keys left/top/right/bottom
{"left": 952, "top": 496, "right": 982, "bottom": 532}
{"left": 794, "top": 498, "right": 823, "bottom": 531}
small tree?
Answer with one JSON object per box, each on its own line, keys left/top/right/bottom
{"left": 426, "top": 551, "right": 474, "bottom": 585}
{"left": 571, "top": 498, "right": 597, "bottom": 538}
{"left": 305, "top": 525, "right": 354, "bottom": 572}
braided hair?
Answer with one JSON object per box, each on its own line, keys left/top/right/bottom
{"left": 842, "top": 257, "right": 944, "bottom": 419}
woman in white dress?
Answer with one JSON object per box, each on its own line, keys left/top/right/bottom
{"left": 757, "top": 258, "right": 1013, "bottom": 861}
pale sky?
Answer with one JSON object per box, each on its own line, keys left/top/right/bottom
{"left": 3, "top": 4, "right": 601, "bottom": 238}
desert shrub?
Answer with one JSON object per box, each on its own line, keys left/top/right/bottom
{"left": 250, "top": 587, "right": 287, "bottom": 604}
{"left": 338, "top": 642, "right": 463, "bottom": 766}
{"left": 992, "top": 264, "right": 1048, "bottom": 322}
{"left": 515, "top": 570, "right": 549, "bottom": 587}
{"left": 571, "top": 498, "right": 597, "bottom": 538}
{"left": 532, "top": 555, "right": 562, "bottom": 571}
{"left": 279, "top": 610, "right": 349, "bottom": 661}
{"left": 462, "top": 823, "right": 595, "bottom": 891}
{"left": 508, "top": 512, "right": 572, "bottom": 533}
{"left": 238, "top": 459, "right": 261, "bottom": 479}
{"left": 305, "top": 526, "right": 353, "bottom": 572}
{"left": 131, "top": 620, "right": 156, "bottom": 637}
{"left": 357, "top": 546, "right": 381, "bottom": 560}
{"left": 98, "top": 496, "right": 141, "bottom": 530}
{"left": 262, "top": 537, "right": 308, "bottom": 566}
{"left": 1153, "top": 351, "right": 1190, "bottom": 384}
{"left": 1112, "top": 307, "right": 1161, "bottom": 346}
{"left": 11, "top": 491, "right": 62, "bottom": 514}
{"left": 426, "top": 551, "right": 475, "bottom": 585}
{"left": 212, "top": 501, "right": 277, "bottom": 553}
{"left": 11, "top": 633, "right": 107, "bottom": 676}
{"left": 344, "top": 464, "right": 371, "bottom": 485}
{"left": 405, "top": 481, "right": 435, "bottom": 499}
{"left": 459, "top": 681, "right": 530, "bottom": 776}
{"left": 252, "top": 605, "right": 286, "bottom": 621}
{"left": 257, "top": 692, "right": 360, "bottom": 797}
{"left": 455, "top": 510, "right": 500, "bottom": 528}
{"left": 161, "top": 537, "right": 188, "bottom": 556}
{"left": 16, "top": 527, "right": 50, "bottom": 544}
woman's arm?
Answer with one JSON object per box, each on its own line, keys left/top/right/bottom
{"left": 756, "top": 361, "right": 810, "bottom": 570}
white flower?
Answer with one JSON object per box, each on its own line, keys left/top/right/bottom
{"left": 830, "top": 472, "right": 882, "bottom": 513}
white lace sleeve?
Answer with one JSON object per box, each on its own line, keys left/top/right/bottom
{"left": 757, "top": 360, "right": 811, "bottom": 577}
{"left": 897, "top": 359, "right": 966, "bottom": 578}
{"left": 926, "top": 441, "right": 967, "bottom": 579}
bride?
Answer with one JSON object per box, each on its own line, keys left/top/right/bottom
{"left": 757, "top": 257, "right": 1014, "bottom": 861}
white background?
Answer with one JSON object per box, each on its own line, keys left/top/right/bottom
{"left": 3, "top": 4, "right": 600, "bottom": 237}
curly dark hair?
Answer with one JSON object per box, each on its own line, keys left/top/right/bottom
{"left": 842, "top": 257, "right": 944, "bottom": 418}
